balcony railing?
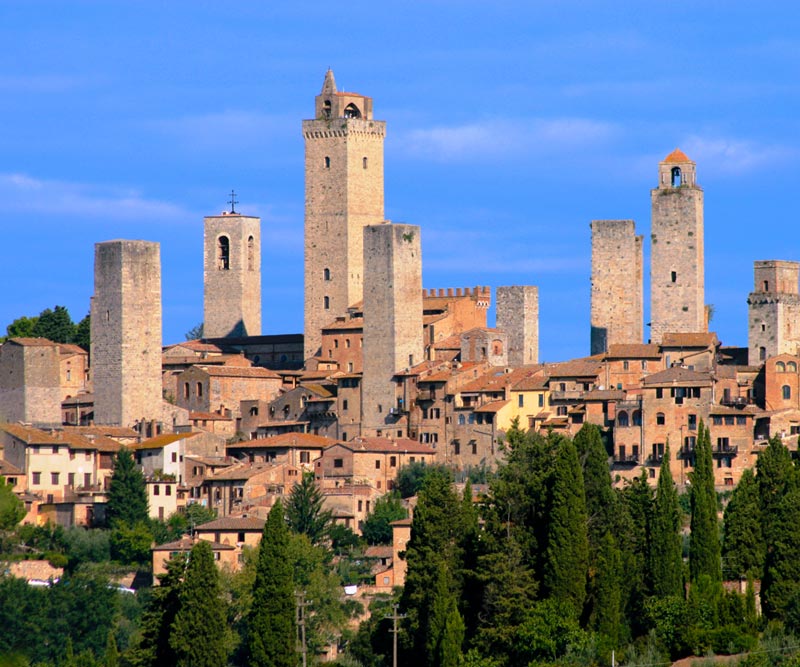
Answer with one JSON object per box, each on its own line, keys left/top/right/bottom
{"left": 713, "top": 444, "right": 739, "bottom": 456}
{"left": 720, "top": 396, "right": 751, "bottom": 408}
{"left": 615, "top": 453, "right": 640, "bottom": 465}
{"left": 550, "top": 390, "right": 583, "bottom": 401}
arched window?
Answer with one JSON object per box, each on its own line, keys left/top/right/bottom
{"left": 777, "top": 361, "right": 786, "bottom": 372}
{"left": 783, "top": 385, "right": 792, "bottom": 400}
{"left": 671, "top": 166, "right": 682, "bottom": 187}
{"left": 632, "top": 410, "right": 642, "bottom": 426}
{"left": 492, "top": 339, "right": 503, "bottom": 355}
{"left": 789, "top": 362, "right": 798, "bottom": 373}
{"left": 183, "top": 382, "right": 190, "bottom": 399}
{"left": 656, "top": 412, "right": 666, "bottom": 425}
{"left": 458, "top": 414, "right": 465, "bottom": 425}
{"left": 247, "top": 236, "right": 255, "bottom": 271}
{"left": 217, "top": 235, "right": 230, "bottom": 270}
{"left": 323, "top": 100, "right": 331, "bottom": 119}
{"left": 197, "top": 382, "right": 203, "bottom": 398}
{"left": 323, "top": 268, "right": 331, "bottom": 281}
{"left": 345, "top": 338, "right": 351, "bottom": 348}
{"left": 618, "top": 411, "right": 629, "bottom": 427}
{"left": 344, "top": 103, "right": 361, "bottom": 119}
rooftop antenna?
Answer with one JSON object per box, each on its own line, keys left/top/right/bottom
{"left": 228, "top": 189, "right": 238, "bottom": 214}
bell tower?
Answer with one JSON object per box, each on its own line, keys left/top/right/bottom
{"left": 302, "top": 70, "right": 386, "bottom": 361}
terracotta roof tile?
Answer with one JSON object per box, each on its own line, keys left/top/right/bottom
{"left": 196, "top": 515, "right": 265, "bottom": 531}
{"left": 474, "top": 400, "right": 510, "bottom": 413}
{"left": 345, "top": 437, "right": 435, "bottom": 455}
{"left": 190, "top": 411, "right": 234, "bottom": 421}
{"left": 134, "top": 432, "right": 200, "bottom": 450}
{"left": 642, "top": 366, "right": 713, "bottom": 386}
{"left": 152, "top": 536, "right": 234, "bottom": 552}
{"left": 228, "top": 433, "right": 338, "bottom": 450}
{"left": 5, "top": 337, "right": 58, "bottom": 347}
{"left": 660, "top": 332, "right": 718, "bottom": 348}
{"left": 196, "top": 366, "right": 281, "bottom": 379}
{"left": 605, "top": 344, "right": 662, "bottom": 359}
{"left": 663, "top": 148, "right": 692, "bottom": 163}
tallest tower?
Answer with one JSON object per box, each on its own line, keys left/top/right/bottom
{"left": 302, "top": 70, "right": 386, "bottom": 361}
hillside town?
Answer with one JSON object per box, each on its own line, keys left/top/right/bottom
{"left": 2, "top": 71, "right": 800, "bottom": 667}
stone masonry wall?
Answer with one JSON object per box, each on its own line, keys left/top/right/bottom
{"left": 0, "top": 342, "right": 61, "bottom": 426}
{"left": 590, "top": 220, "right": 642, "bottom": 354}
{"left": 496, "top": 285, "right": 539, "bottom": 365}
{"left": 91, "top": 240, "right": 162, "bottom": 427}
{"left": 204, "top": 214, "right": 262, "bottom": 338}
{"left": 361, "top": 223, "right": 423, "bottom": 435}
{"left": 748, "top": 260, "right": 800, "bottom": 363}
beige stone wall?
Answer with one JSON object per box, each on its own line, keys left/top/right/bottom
{"left": 204, "top": 214, "right": 262, "bottom": 338}
{"left": 650, "top": 158, "right": 705, "bottom": 344}
{"left": 496, "top": 286, "right": 539, "bottom": 365}
{"left": 303, "top": 78, "right": 385, "bottom": 361}
{"left": 748, "top": 261, "right": 800, "bottom": 363}
{"left": 361, "top": 223, "right": 423, "bottom": 435}
{"left": 91, "top": 240, "right": 162, "bottom": 428}
{"left": 590, "top": 220, "right": 643, "bottom": 354}
{"left": 0, "top": 342, "right": 61, "bottom": 427}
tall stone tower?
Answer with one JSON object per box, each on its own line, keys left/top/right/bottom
{"left": 590, "top": 220, "right": 643, "bottom": 354}
{"left": 649, "top": 149, "right": 705, "bottom": 344}
{"left": 748, "top": 260, "right": 800, "bottom": 363}
{"left": 361, "top": 223, "right": 423, "bottom": 436}
{"left": 302, "top": 70, "right": 386, "bottom": 361}
{"left": 496, "top": 286, "right": 539, "bottom": 365}
{"left": 203, "top": 211, "right": 262, "bottom": 338}
{"left": 0, "top": 338, "right": 61, "bottom": 427}
{"left": 91, "top": 240, "right": 162, "bottom": 427}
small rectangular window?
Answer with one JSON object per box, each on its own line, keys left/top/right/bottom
{"left": 334, "top": 458, "right": 343, "bottom": 468}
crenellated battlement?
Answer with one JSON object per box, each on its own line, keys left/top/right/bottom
{"left": 302, "top": 119, "right": 386, "bottom": 140}
{"left": 422, "top": 286, "right": 491, "bottom": 300}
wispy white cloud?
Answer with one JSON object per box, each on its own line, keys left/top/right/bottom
{"left": 397, "top": 117, "right": 617, "bottom": 162}
{"left": 0, "top": 173, "right": 191, "bottom": 222}
{"left": 680, "top": 135, "right": 797, "bottom": 174}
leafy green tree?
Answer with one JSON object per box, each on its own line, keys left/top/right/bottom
{"left": 5, "top": 315, "right": 38, "bottom": 339}
{"left": 761, "top": 486, "right": 800, "bottom": 619}
{"left": 592, "top": 532, "right": 623, "bottom": 657}
{"left": 184, "top": 322, "right": 204, "bottom": 341}
{"left": 0, "top": 475, "right": 25, "bottom": 530}
{"left": 286, "top": 471, "right": 333, "bottom": 545}
{"left": 396, "top": 461, "right": 453, "bottom": 499}
{"left": 74, "top": 313, "right": 91, "bottom": 350}
{"left": 649, "top": 445, "right": 683, "bottom": 598}
{"left": 690, "top": 421, "right": 722, "bottom": 584}
{"left": 362, "top": 492, "right": 407, "bottom": 545}
{"left": 401, "top": 468, "right": 465, "bottom": 664}
{"left": 247, "top": 501, "right": 296, "bottom": 667}
{"left": 109, "top": 520, "right": 152, "bottom": 565}
{"left": 722, "top": 468, "right": 764, "bottom": 579}
{"left": 32, "top": 305, "right": 76, "bottom": 343}
{"left": 171, "top": 541, "right": 229, "bottom": 667}
{"left": 104, "top": 631, "right": 119, "bottom": 667}
{"left": 106, "top": 448, "right": 148, "bottom": 527}
{"left": 543, "top": 436, "right": 589, "bottom": 617}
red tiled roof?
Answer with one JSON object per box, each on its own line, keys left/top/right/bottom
{"left": 228, "top": 433, "right": 338, "bottom": 450}
{"left": 605, "top": 344, "right": 661, "bottom": 359}
{"left": 660, "top": 332, "right": 718, "bottom": 348}
{"left": 196, "top": 515, "right": 265, "bottom": 531}
{"left": 58, "top": 343, "right": 88, "bottom": 356}
{"left": 345, "top": 437, "right": 436, "bottom": 455}
{"left": 190, "top": 411, "right": 234, "bottom": 421}
{"left": 5, "top": 337, "right": 57, "bottom": 347}
{"left": 134, "top": 432, "right": 199, "bottom": 450}
{"left": 546, "top": 358, "right": 603, "bottom": 379}
{"left": 474, "top": 400, "right": 510, "bottom": 413}
{"left": 152, "top": 536, "right": 234, "bottom": 552}
{"left": 663, "top": 148, "right": 691, "bottom": 163}
{"left": 642, "top": 366, "right": 713, "bottom": 386}
{"left": 196, "top": 366, "right": 281, "bottom": 379}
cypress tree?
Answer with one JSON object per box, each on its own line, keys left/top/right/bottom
{"left": 543, "top": 437, "right": 589, "bottom": 617}
{"left": 721, "top": 468, "right": 764, "bottom": 579}
{"left": 428, "top": 561, "right": 464, "bottom": 667}
{"left": 649, "top": 445, "right": 683, "bottom": 598}
{"left": 286, "top": 471, "right": 333, "bottom": 545}
{"left": 761, "top": 486, "right": 800, "bottom": 619}
{"left": 592, "top": 531, "right": 623, "bottom": 661}
{"left": 689, "top": 421, "right": 722, "bottom": 583}
{"left": 171, "top": 540, "right": 229, "bottom": 667}
{"left": 105, "top": 448, "right": 148, "bottom": 527}
{"left": 757, "top": 435, "right": 796, "bottom": 547}
{"left": 619, "top": 469, "right": 653, "bottom": 637}
{"left": 247, "top": 500, "right": 296, "bottom": 667}
{"left": 574, "top": 423, "right": 615, "bottom": 554}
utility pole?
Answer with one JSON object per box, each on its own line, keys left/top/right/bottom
{"left": 296, "top": 590, "right": 312, "bottom": 667}
{"left": 385, "top": 603, "right": 405, "bottom": 667}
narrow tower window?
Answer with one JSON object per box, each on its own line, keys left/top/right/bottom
{"left": 763, "top": 280, "right": 770, "bottom": 291}
{"left": 323, "top": 100, "right": 331, "bottom": 119}
{"left": 324, "top": 156, "right": 331, "bottom": 169}
{"left": 323, "top": 268, "right": 331, "bottom": 281}
{"left": 217, "top": 235, "right": 230, "bottom": 270}
{"left": 671, "top": 167, "right": 682, "bottom": 187}
{"left": 363, "top": 157, "right": 368, "bottom": 169}
{"left": 671, "top": 271, "right": 677, "bottom": 283}
{"left": 760, "top": 346, "right": 767, "bottom": 361}
{"left": 783, "top": 385, "right": 792, "bottom": 400}
{"left": 324, "top": 296, "right": 330, "bottom": 310}
{"left": 247, "top": 236, "right": 255, "bottom": 271}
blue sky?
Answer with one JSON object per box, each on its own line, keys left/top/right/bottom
{"left": 1, "top": 2, "right": 798, "bottom": 361}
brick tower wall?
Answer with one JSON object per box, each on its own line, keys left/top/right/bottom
{"left": 361, "top": 223, "right": 423, "bottom": 434}
{"left": 203, "top": 214, "right": 262, "bottom": 338}
{"left": 650, "top": 159, "right": 705, "bottom": 344}
{"left": 302, "top": 73, "right": 385, "bottom": 362}
{"left": 748, "top": 260, "right": 800, "bottom": 363}
{"left": 496, "top": 285, "right": 539, "bottom": 365}
{"left": 590, "top": 220, "right": 643, "bottom": 354}
{"left": 91, "top": 240, "right": 162, "bottom": 427}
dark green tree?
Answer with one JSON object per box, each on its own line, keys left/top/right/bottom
{"left": 5, "top": 315, "right": 38, "bottom": 339}
{"left": 761, "top": 486, "right": 800, "bottom": 619}
{"left": 74, "top": 313, "right": 91, "bottom": 350}
{"left": 104, "top": 631, "right": 119, "bottom": 667}
{"left": 428, "top": 562, "right": 465, "bottom": 667}
{"left": 649, "top": 445, "right": 683, "bottom": 598}
{"left": 361, "top": 492, "right": 407, "bottom": 545}
{"left": 591, "top": 531, "right": 623, "bottom": 661}
{"left": 575, "top": 423, "right": 615, "bottom": 553}
{"left": 0, "top": 474, "right": 25, "bottom": 530}
{"left": 757, "top": 435, "right": 796, "bottom": 546}
{"left": 106, "top": 448, "right": 148, "bottom": 527}
{"left": 618, "top": 468, "right": 653, "bottom": 634}
{"left": 171, "top": 541, "right": 229, "bottom": 667}
{"left": 722, "top": 468, "right": 764, "bottom": 579}
{"left": 184, "top": 322, "right": 204, "bottom": 341}
{"left": 396, "top": 461, "right": 453, "bottom": 499}
{"left": 543, "top": 437, "right": 589, "bottom": 617}
{"left": 286, "top": 471, "right": 333, "bottom": 545}
{"left": 689, "top": 421, "right": 722, "bottom": 584}
{"left": 32, "top": 305, "right": 76, "bottom": 343}
{"left": 401, "top": 468, "right": 465, "bottom": 664}
{"left": 247, "top": 501, "right": 296, "bottom": 667}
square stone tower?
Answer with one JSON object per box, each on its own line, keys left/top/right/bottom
{"left": 361, "top": 223, "right": 423, "bottom": 435}
{"left": 496, "top": 286, "right": 539, "bottom": 365}
{"left": 590, "top": 220, "right": 643, "bottom": 354}
{"left": 203, "top": 212, "right": 262, "bottom": 338}
{"left": 302, "top": 70, "right": 386, "bottom": 361}
{"left": 0, "top": 338, "right": 62, "bottom": 427}
{"left": 650, "top": 149, "right": 705, "bottom": 344}
{"left": 748, "top": 260, "right": 800, "bottom": 364}
{"left": 91, "top": 240, "right": 162, "bottom": 427}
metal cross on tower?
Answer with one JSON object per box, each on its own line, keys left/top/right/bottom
{"left": 228, "top": 189, "right": 238, "bottom": 214}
